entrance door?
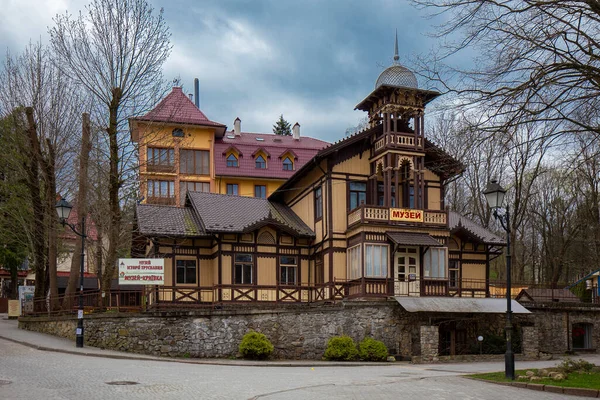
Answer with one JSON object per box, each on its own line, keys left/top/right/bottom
{"left": 394, "top": 247, "right": 420, "bottom": 296}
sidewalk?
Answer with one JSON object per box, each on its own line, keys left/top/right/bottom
{"left": 0, "top": 315, "right": 390, "bottom": 367}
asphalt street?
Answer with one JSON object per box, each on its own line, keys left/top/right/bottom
{"left": 0, "top": 337, "right": 596, "bottom": 400}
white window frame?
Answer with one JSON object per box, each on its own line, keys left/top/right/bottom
{"left": 347, "top": 245, "right": 361, "bottom": 280}
{"left": 364, "top": 244, "right": 389, "bottom": 278}
{"left": 423, "top": 247, "right": 447, "bottom": 278}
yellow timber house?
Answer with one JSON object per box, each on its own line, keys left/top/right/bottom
{"left": 131, "top": 43, "right": 514, "bottom": 306}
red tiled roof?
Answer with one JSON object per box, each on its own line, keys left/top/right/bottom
{"left": 133, "top": 87, "right": 226, "bottom": 128}
{"left": 214, "top": 132, "right": 329, "bottom": 179}
{"left": 0, "top": 270, "right": 29, "bottom": 278}
{"left": 56, "top": 271, "right": 96, "bottom": 278}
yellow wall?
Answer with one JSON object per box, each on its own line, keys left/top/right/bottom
{"left": 333, "top": 252, "right": 346, "bottom": 280}
{"left": 462, "top": 263, "right": 486, "bottom": 281}
{"left": 135, "top": 121, "right": 216, "bottom": 205}
{"left": 216, "top": 177, "right": 283, "bottom": 198}
{"left": 334, "top": 151, "right": 370, "bottom": 174}
{"left": 428, "top": 187, "right": 441, "bottom": 210}
{"left": 257, "top": 257, "right": 277, "bottom": 285}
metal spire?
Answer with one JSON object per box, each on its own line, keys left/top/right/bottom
{"left": 394, "top": 29, "right": 399, "bottom": 62}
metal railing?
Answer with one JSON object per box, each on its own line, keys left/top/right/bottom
{"left": 23, "top": 289, "right": 144, "bottom": 317}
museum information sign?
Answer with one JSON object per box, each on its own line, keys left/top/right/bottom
{"left": 389, "top": 208, "right": 424, "bottom": 223}
{"left": 118, "top": 258, "right": 164, "bottom": 285}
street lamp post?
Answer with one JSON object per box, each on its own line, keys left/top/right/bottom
{"left": 483, "top": 179, "right": 515, "bottom": 380}
{"left": 56, "top": 198, "right": 87, "bottom": 348}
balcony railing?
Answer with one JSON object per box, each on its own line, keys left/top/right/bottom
{"left": 146, "top": 164, "right": 176, "bottom": 173}
{"left": 347, "top": 204, "right": 447, "bottom": 228}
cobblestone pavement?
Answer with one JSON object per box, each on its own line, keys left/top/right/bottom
{"left": 0, "top": 338, "right": 592, "bottom": 400}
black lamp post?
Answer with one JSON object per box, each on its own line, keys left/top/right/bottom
{"left": 483, "top": 179, "right": 514, "bottom": 380}
{"left": 56, "top": 198, "right": 86, "bottom": 348}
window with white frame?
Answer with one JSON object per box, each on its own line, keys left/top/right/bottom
{"left": 234, "top": 254, "right": 253, "bottom": 284}
{"left": 347, "top": 245, "right": 361, "bottom": 280}
{"left": 176, "top": 259, "right": 196, "bottom": 284}
{"left": 423, "top": 247, "right": 447, "bottom": 278}
{"left": 280, "top": 256, "right": 297, "bottom": 285}
{"left": 365, "top": 244, "right": 388, "bottom": 278}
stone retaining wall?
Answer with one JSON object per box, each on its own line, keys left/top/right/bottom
{"left": 521, "top": 303, "right": 600, "bottom": 354}
{"left": 20, "top": 302, "right": 414, "bottom": 359}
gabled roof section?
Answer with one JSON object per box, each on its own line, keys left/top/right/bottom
{"left": 424, "top": 138, "right": 465, "bottom": 180}
{"left": 278, "top": 149, "right": 298, "bottom": 160}
{"left": 516, "top": 288, "right": 580, "bottom": 303}
{"left": 187, "top": 192, "right": 314, "bottom": 238}
{"left": 222, "top": 145, "right": 243, "bottom": 156}
{"left": 136, "top": 203, "right": 207, "bottom": 238}
{"left": 355, "top": 85, "right": 441, "bottom": 112}
{"left": 131, "top": 87, "right": 226, "bottom": 134}
{"left": 214, "top": 131, "right": 328, "bottom": 179}
{"left": 252, "top": 147, "right": 271, "bottom": 158}
{"left": 449, "top": 211, "right": 505, "bottom": 246}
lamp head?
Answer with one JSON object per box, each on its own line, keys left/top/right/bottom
{"left": 483, "top": 179, "right": 506, "bottom": 209}
{"left": 55, "top": 198, "right": 73, "bottom": 222}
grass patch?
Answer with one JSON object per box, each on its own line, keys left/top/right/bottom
{"left": 468, "top": 369, "right": 600, "bottom": 389}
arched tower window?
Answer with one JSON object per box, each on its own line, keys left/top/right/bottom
{"left": 282, "top": 157, "right": 293, "bottom": 171}
{"left": 226, "top": 153, "right": 238, "bottom": 167}
{"left": 255, "top": 155, "right": 266, "bottom": 169}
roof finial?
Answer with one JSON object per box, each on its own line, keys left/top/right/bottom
{"left": 394, "top": 29, "right": 399, "bottom": 62}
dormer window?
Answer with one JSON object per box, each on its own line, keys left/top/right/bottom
{"left": 226, "top": 153, "right": 238, "bottom": 167}
{"left": 172, "top": 128, "right": 184, "bottom": 137}
{"left": 282, "top": 157, "right": 293, "bottom": 171}
{"left": 255, "top": 155, "right": 266, "bottom": 169}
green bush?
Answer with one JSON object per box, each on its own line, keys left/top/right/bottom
{"left": 359, "top": 337, "right": 388, "bottom": 361}
{"left": 239, "top": 331, "right": 274, "bottom": 360}
{"left": 323, "top": 335, "right": 358, "bottom": 361}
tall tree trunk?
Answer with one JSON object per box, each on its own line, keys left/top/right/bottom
{"left": 101, "top": 88, "right": 123, "bottom": 292}
{"left": 45, "top": 137, "right": 58, "bottom": 310}
{"left": 23, "top": 109, "right": 48, "bottom": 307}
{"left": 63, "top": 113, "right": 91, "bottom": 309}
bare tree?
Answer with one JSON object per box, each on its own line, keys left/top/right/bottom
{"left": 413, "top": 1, "right": 600, "bottom": 140}
{"left": 49, "top": 0, "right": 172, "bottom": 290}
{"left": 0, "top": 42, "right": 82, "bottom": 308}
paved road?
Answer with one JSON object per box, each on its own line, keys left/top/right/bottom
{"left": 0, "top": 338, "right": 595, "bottom": 400}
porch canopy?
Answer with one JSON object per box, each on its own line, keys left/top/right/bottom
{"left": 394, "top": 297, "right": 530, "bottom": 314}
{"left": 387, "top": 232, "right": 443, "bottom": 247}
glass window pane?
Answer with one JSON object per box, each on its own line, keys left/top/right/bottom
{"left": 236, "top": 254, "right": 252, "bottom": 263}
{"left": 289, "top": 267, "right": 296, "bottom": 284}
{"left": 280, "top": 256, "right": 296, "bottom": 265}
{"left": 366, "top": 245, "right": 373, "bottom": 276}
{"left": 202, "top": 151, "right": 209, "bottom": 174}
{"left": 243, "top": 265, "right": 252, "bottom": 284}
{"left": 235, "top": 265, "right": 242, "bottom": 284}
{"left": 195, "top": 151, "right": 202, "bottom": 174}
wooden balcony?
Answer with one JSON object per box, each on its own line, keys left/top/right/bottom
{"left": 146, "top": 164, "right": 176, "bottom": 174}
{"left": 347, "top": 204, "right": 447, "bottom": 228}
{"left": 146, "top": 196, "right": 176, "bottom": 206}
{"left": 374, "top": 133, "right": 424, "bottom": 154}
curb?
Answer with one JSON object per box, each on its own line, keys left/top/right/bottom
{"left": 465, "top": 377, "right": 600, "bottom": 398}
{"left": 0, "top": 334, "right": 393, "bottom": 368}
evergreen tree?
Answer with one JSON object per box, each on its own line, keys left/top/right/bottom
{"left": 273, "top": 114, "right": 292, "bottom": 136}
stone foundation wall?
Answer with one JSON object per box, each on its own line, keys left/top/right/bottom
{"left": 420, "top": 325, "right": 439, "bottom": 362}
{"left": 20, "top": 301, "right": 421, "bottom": 359}
{"left": 523, "top": 304, "right": 600, "bottom": 354}
{"left": 521, "top": 326, "right": 539, "bottom": 358}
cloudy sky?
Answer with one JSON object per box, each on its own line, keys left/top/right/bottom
{"left": 1, "top": 0, "right": 446, "bottom": 143}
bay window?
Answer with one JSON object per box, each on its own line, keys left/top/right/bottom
{"left": 423, "top": 247, "right": 447, "bottom": 278}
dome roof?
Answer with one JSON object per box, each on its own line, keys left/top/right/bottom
{"left": 375, "top": 63, "right": 418, "bottom": 90}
